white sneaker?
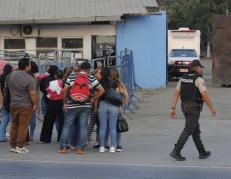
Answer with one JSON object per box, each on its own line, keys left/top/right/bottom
{"left": 116, "top": 146, "right": 123, "bottom": 152}
{"left": 99, "top": 146, "right": 106, "bottom": 153}
{"left": 109, "top": 147, "right": 116, "bottom": 153}
{"left": 10, "top": 148, "right": 17, "bottom": 153}
{"left": 15, "top": 147, "right": 29, "bottom": 154}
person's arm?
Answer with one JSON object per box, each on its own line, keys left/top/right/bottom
{"left": 93, "top": 98, "right": 99, "bottom": 114}
{"left": 28, "top": 78, "right": 38, "bottom": 111}
{"left": 201, "top": 91, "right": 216, "bottom": 116}
{"left": 170, "top": 89, "right": 180, "bottom": 119}
{"left": 63, "top": 85, "right": 69, "bottom": 112}
{"left": 90, "top": 76, "right": 105, "bottom": 101}
{"left": 92, "top": 85, "right": 105, "bottom": 101}
{"left": 29, "top": 90, "right": 38, "bottom": 111}
{"left": 121, "top": 83, "right": 129, "bottom": 105}
{"left": 196, "top": 77, "right": 216, "bottom": 116}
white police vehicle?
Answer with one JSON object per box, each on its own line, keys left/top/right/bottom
{"left": 168, "top": 49, "right": 200, "bottom": 79}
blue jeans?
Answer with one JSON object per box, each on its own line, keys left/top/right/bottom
{"left": 98, "top": 100, "right": 119, "bottom": 147}
{"left": 70, "top": 119, "right": 80, "bottom": 147}
{"left": 105, "top": 125, "right": 122, "bottom": 146}
{"left": 0, "top": 107, "right": 12, "bottom": 141}
{"left": 29, "top": 112, "right": 36, "bottom": 140}
{"left": 60, "top": 107, "right": 90, "bottom": 149}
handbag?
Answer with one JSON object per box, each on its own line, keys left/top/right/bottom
{"left": 117, "top": 114, "right": 129, "bottom": 133}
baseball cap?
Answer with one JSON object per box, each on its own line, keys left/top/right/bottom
{"left": 190, "top": 60, "right": 204, "bottom": 68}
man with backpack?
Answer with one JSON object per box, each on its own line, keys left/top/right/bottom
{"left": 59, "top": 62, "right": 104, "bottom": 154}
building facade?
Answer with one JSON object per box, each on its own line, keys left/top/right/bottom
{"left": 0, "top": 0, "right": 167, "bottom": 88}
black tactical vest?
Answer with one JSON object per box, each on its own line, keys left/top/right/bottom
{"left": 180, "top": 73, "right": 203, "bottom": 104}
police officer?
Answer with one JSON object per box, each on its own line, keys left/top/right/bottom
{"left": 169, "top": 60, "right": 216, "bottom": 161}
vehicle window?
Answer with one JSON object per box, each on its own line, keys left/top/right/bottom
{"left": 170, "top": 50, "right": 197, "bottom": 57}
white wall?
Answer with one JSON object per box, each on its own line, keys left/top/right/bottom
{"left": 25, "top": 38, "right": 36, "bottom": 56}
{"left": 0, "top": 24, "right": 116, "bottom": 59}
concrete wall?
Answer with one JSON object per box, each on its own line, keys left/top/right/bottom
{"left": 0, "top": 24, "right": 116, "bottom": 59}
{"left": 116, "top": 11, "right": 167, "bottom": 89}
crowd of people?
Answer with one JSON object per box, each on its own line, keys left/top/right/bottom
{"left": 0, "top": 56, "right": 129, "bottom": 154}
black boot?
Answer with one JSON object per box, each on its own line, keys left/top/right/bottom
{"left": 169, "top": 145, "right": 186, "bottom": 161}
{"left": 199, "top": 151, "right": 211, "bottom": 159}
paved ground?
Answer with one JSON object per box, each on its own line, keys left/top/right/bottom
{"left": 1, "top": 59, "right": 231, "bottom": 178}
{"left": 1, "top": 160, "right": 231, "bottom": 179}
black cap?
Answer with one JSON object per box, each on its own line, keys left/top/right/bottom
{"left": 190, "top": 60, "right": 204, "bottom": 68}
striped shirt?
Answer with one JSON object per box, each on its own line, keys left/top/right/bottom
{"left": 65, "top": 71, "right": 101, "bottom": 108}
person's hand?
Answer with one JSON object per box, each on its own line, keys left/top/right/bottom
{"left": 37, "top": 107, "right": 41, "bottom": 115}
{"left": 210, "top": 107, "right": 216, "bottom": 116}
{"left": 90, "top": 98, "right": 95, "bottom": 104}
{"left": 33, "top": 105, "right": 38, "bottom": 112}
{"left": 170, "top": 109, "right": 177, "bottom": 119}
{"left": 63, "top": 103, "right": 67, "bottom": 112}
{"left": 119, "top": 107, "right": 124, "bottom": 113}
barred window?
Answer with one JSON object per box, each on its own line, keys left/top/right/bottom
{"left": 4, "top": 39, "right": 25, "bottom": 49}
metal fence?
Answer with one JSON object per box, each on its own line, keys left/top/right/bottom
{"left": 0, "top": 49, "right": 140, "bottom": 112}
{"left": 0, "top": 50, "right": 90, "bottom": 74}
{"left": 93, "top": 50, "right": 141, "bottom": 112}
{"left": 120, "top": 49, "right": 140, "bottom": 112}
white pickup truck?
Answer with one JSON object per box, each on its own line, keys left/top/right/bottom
{"left": 168, "top": 49, "right": 200, "bottom": 77}
{"left": 168, "top": 28, "right": 200, "bottom": 78}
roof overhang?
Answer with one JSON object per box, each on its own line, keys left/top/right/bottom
{"left": 0, "top": 15, "right": 123, "bottom": 25}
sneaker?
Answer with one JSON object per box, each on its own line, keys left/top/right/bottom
{"left": 199, "top": 151, "right": 211, "bottom": 159}
{"left": 116, "top": 146, "right": 123, "bottom": 152}
{"left": 58, "top": 146, "right": 70, "bottom": 154}
{"left": 10, "top": 148, "right": 17, "bottom": 153}
{"left": 15, "top": 147, "right": 29, "bottom": 154}
{"left": 99, "top": 146, "right": 106, "bottom": 153}
{"left": 38, "top": 141, "right": 46, "bottom": 144}
{"left": 76, "top": 148, "right": 86, "bottom": 155}
{"left": 109, "top": 147, "right": 116, "bottom": 153}
{"left": 93, "top": 144, "right": 100, "bottom": 149}
{"left": 105, "top": 145, "right": 110, "bottom": 150}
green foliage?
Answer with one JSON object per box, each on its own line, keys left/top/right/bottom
{"left": 157, "top": 0, "right": 231, "bottom": 45}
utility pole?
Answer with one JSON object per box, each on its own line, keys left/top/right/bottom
{"left": 226, "top": 0, "right": 229, "bottom": 15}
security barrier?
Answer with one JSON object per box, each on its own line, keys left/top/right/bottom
{"left": 120, "top": 49, "right": 140, "bottom": 112}
{"left": 0, "top": 49, "right": 140, "bottom": 112}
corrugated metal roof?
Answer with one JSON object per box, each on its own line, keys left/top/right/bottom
{"left": 0, "top": 0, "right": 158, "bottom": 24}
